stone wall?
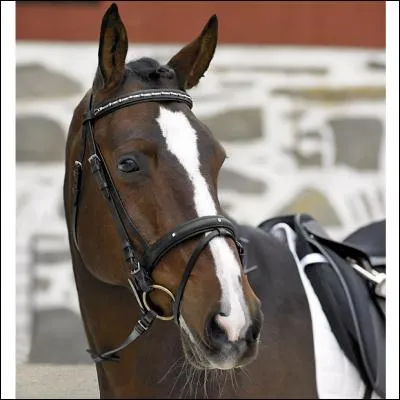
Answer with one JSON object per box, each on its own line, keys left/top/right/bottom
{"left": 16, "top": 42, "right": 385, "bottom": 364}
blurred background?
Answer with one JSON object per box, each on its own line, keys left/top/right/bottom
{"left": 16, "top": 1, "right": 385, "bottom": 368}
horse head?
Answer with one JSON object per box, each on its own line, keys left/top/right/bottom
{"left": 65, "top": 3, "right": 263, "bottom": 371}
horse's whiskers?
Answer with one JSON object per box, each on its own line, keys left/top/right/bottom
{"left": 222, "top": 370, "right": 229, "bottom": 396}
{"left": 238, "top": 366, "right": 252, "bottom": 382}
{"left": 194, "top": 368, "right": 201, "bottom": 398}
{"left": 216, "top": 369, "right": 223, "bottom": 398}
{"left": 203, "top": 369, "right": 209, "bottom": 399}
{"left": 157, "top": 355, "right": 185, "bottom": 384}
{"left": 233, "top": 369, "right": 239, "bottom": 392}
{"left": 179, "top": 362, "right": 195, "bottom": 399}
{"left": 230, "top": 370, "right": 235, "bottom": 393}
{"left": 168, "top": 358, "right": 187, "bottom": 398}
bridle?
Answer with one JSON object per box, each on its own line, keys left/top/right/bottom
{"left": 71, "top": 87, "right": 245, "bottom": 363}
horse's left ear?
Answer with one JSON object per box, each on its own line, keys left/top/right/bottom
{"left": 93, "top": 3, "right": 128, "bottom": 91}
{"left": 167, "top": 15, "right": 218, "bottom": 90}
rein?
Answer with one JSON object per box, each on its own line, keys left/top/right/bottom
{"left": 71, "top": 88, "right": 244, "bottom": 363}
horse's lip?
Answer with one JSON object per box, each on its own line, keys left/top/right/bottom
{"left": 180, "top": 329, "right": 211, "bottom": 370}
{"left": 180, "top": 325, "right": 259, "bottom": 370}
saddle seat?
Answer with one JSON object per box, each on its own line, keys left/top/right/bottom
{"left": 343, "top": 220, "right": 386, "bottom": 269}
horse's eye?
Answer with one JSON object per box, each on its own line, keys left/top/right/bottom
{"left": 118, "top": 157, "right": 139, "bottom": 173}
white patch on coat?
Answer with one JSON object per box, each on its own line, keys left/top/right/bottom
{"left": 156, "top": 106, "right": 249, "bottom": 342}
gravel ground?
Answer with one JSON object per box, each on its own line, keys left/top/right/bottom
{"left": 16, "top": 364, "right": 99, "bottom": 399}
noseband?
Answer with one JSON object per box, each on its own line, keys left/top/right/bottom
{"left": 71, "top": 87, "right": 245, "bottom": 362}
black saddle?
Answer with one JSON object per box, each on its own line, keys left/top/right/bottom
{"left": 344, "top": 220, "right": 386, "bottom": 270}
{"left": 257, "top": 214, "right": 386, "bottom": 399}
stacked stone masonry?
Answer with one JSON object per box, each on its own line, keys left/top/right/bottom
{"left": 16, "top": 43, "right": 385, "bottom": 364}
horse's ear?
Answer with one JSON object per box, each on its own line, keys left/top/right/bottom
{"left": 167, "top": 15, "right": 218, "bottom": 90}
{"left": 93, "top": 3, "right": 128, "bottom": 91}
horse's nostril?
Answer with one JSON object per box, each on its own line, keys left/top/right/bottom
{"left": 246, "top": 317, "right": 262, "bottom": 343}
{"left": 250, "top": 322, "right": 261, "bottom": 341}
{"left": 207, "top": 314, "right": 229, "bottom": 348}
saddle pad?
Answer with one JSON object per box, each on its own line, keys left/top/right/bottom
{"left": 257, "top": 214, "right": 385, "bottom": 399}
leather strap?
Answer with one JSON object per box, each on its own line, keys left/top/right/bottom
{"left": 173, "top": 230, "right": 220, "bottom": 323}
{"left": 87, "top": 89, "right": 193, "bottom": 121}
{"left": 87, "top": 310, "right": 157, "bottom": 362}
{"left": 144, "top": 215, "right": 238, "bottom": 273}
{"left": 363, "top": 385, "right": 373, "bottom": 399}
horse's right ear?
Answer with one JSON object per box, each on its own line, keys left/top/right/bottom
{"left": 93, "top": 3, "right": 128, "bottom": 91}
{"left": 167, "top": 15, "right": 218, "bottom": 90}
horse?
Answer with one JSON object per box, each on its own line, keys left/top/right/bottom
{"left": 63, "top": 4, "right": 384, "bottom": 398}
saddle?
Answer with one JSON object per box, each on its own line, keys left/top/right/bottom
{"left": 257, "top": 214, "right": 386, "bottom": 399}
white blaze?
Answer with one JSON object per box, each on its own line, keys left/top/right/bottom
{"left": 156, "top": 106, "right": 249, "bottom": 342}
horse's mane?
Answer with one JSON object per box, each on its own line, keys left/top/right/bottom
{"left": 126, "top": 57, "right": 175, "bottom": 83}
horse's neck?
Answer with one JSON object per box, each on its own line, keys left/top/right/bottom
{"left": 70, "top": 251, "right": 201, "bottom": 398}
{"left": 70, "top": 228, "right": 318, "bottom": 399}
{"left": 233, "top": 224, "right": 320, "bottom": 398}
{"left": 71, "top": 252, "right": 138, "bottom": 394}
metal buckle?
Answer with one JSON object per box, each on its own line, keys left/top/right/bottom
{"left": 128, "top": 278, "right": 146, "bottom": 312}
{"left": 236, "top": 240, "right": 244, "bottom": 255}
{"left": 131, "top": 261, "right": 141, "bottom": 275}
{"left": 142, "top": 285, "right": 175, "bottom": 321}
{"left": 137, "top": 319, "right": 150, "bottom": 331}
{"left": 349, "top": 261, "right": 385, "bottom": 284}
{"left": 88, "top": 153, "right": 100, "bottom": 164}
{"left": 349, "top": 261, "right": 386, "bottom": 298}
